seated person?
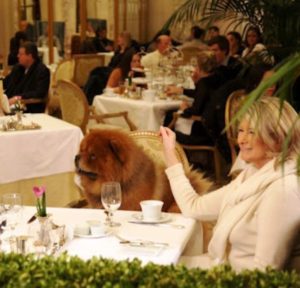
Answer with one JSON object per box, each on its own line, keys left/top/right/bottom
{"left": 242, "top": 26, "right": 275, "bottom": 66}
{"left": 106, "top": 52, "right": 143, "bottom": 91}
{"left": 4, "top": 42, "right": 50, "bottom": 113}
{"left": 179, "top": 25, "right": 207, "bottom": 50}
{"left": 8, "top": 31, "right": 28, "bottom": 66}
{"left": 226, "top": 31, "right": 244, "bottom": 57}
{"left": 141, "top": 35, "right": 171, "bottom": 69}
{"left": 208, "top": 35, "right": 243, "bottom": 82}
{"left": 84, "top": 32, "right": 138, "bottom": 104}
{"left": 165, "top": 51, "right": 223, "bottom": 146}
{"left": 160, "top": 97, "right": 300, "bottom": 271}
{"left": 93, "top": 27, "right": 114, "bottom": 53}
{"left": 37, "top": 25, "right": 62, "bottom": 56}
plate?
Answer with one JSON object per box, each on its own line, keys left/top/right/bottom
{"left": 74, "top": 230, "right": 111, "bottom": 239}
{"left": 132, "top": 77, "right": 148, "bottom": 85}
{"left": 130, "top": 213, "right": 171, "bottom": 224}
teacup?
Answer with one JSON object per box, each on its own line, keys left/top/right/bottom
{"left": 140, "top": 200, "right": 163, "bottom": 221}
{"left": 90, "top": 225, "right": 106, "bottom": 236}
{"left": 74, "top": 223, "right": 90, "bottom": 235}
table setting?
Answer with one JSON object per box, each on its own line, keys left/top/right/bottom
{"left": 0, "top": 184, "right": 197, "bottom": 265}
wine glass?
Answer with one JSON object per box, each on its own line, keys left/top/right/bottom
{"left": 101, "top": 182, "right": 122, "bottom": 227}
{"left": 2, "top": 193, "right": 22, "bottom": 236}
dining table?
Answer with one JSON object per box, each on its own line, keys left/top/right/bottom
{"left": 0, "top": 113, "right": 83, "bottom": 207}
{"left": 92, "top": 94, "right": 182, "bottom": 131}
{"left": 17, "top": 206, "right": 202, "bottom": 265}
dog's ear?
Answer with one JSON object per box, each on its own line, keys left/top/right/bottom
{"left": 109, "top": 139, "right": 126, "bottom": 165}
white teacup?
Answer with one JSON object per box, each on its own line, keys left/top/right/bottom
{"left": 90, "top": 225, "right": 106, "bottom": 236}
{"left": 142, "top": 89, "right": 156, "bottom": 102}
{"left": 140, "top": 200, "right": 163, "bottom": 221}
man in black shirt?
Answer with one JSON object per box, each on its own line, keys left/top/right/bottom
{"left": 4, "top": 42, "right": 50, "bottom": 113}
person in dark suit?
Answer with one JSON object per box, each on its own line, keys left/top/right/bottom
{"left": 8, "top": 31, "right": 28, "bottom": 66}
{"left": 4, "top": 42, "right": 50, "bottom": 113}
{"left": 208, "top": 35, "right": 243, "bottom": 82}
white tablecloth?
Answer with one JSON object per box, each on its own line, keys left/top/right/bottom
{"left": 0, "top": 114, "right": 83, "bottom": 184}
{"left": 97, "top": 52, "right": 114, "bottom": 66}
{"left": 22, "top": 206, "right": 198, "bottom": 265}
{"left": 93, "top": 95, "right": 181, "bottom": 131}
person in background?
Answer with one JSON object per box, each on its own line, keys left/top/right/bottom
{"left": 179, "top": 26, "right": 207, "bottom": 50}
{"left": 141, "top": 35, "right": 171, "bottom": 69}
{"left": 83, "top": 31, "right": 138, "bottom": 104}
{"left": 8, "top": 31, "right": 28, "bottom": 66}
{"left": 226, "top": 31, "right": 244, "bottom": 57}
{"left": 37, "top": 25, "right": 62, "bottom": 56}
{"left": 19, "top": 20, "right": 35, "bottom": 42}
{"left": 242, "top": 26, "right": 274, "bottom": 66}
{"left": 160, "top": 97, "right": 300, "bottom": 271}
{"left": 93, "top": 27, "right": 114, "bottom": 53}
{"left": 165, "top": 51, "right": 222, "bottom": 145}
{"left": 106, "top": 52, "right": 142, "bottom": 90}
{"left": 206, "top": 26, "right": 220, "bottom": 42}
{"left": 4, "top": 42, "right": 50, "bottom": 113}
{"left": 208, "top": 35, "right": 243, "bottom": 82}
{"left": 86, "top": 22, "right": 96, "bottom": 38}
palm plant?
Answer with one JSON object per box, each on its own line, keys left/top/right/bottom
{"left": 163, "top": 0, "right": 300, "bottom": 57}
{"left": 163, "top": 0, "right": 300, "bottom": 172}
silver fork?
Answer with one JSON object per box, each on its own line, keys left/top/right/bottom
{"left": 113, "top": 233, "right": 169, "bottom": 248}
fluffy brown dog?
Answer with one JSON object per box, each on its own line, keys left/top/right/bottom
{"left": 75, "top": 129, "right": 211, "bottom": 211}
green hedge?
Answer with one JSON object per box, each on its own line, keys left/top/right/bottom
{"left": 0, "top": 252, "right": 299, "bottom": 288}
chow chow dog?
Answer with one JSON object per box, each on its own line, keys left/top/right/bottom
{"left": 75, "top": 129, "right": 211, "bottom": 212}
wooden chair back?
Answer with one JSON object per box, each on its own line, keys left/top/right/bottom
{"left": 129, "top": 131, "right": 190, "bottom": 171}
{"left": 72, "top": 54, "right": 105, "bottom": 87}
{"left": 57, "top": 79, "right": 89, "bottom": 133}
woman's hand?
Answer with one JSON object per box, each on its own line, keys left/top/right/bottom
{"left": 180, "top": 100, "right": 189, "bottom": 110}
{"left": 159, "top": 126, "right": 180, "bottom": 167}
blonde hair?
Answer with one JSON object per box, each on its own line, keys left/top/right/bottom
{"left": 242, "top": 97, "right": 300, "bottom": 165}
{"left": 197, "top": 50, "right": 218, "bottom": 73}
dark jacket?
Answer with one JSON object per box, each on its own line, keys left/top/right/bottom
{"left": 176, "top": 73, "right": 223, "bottom": 145}
{"left": 4, "top": 60, "right": 50, "bottom": 113}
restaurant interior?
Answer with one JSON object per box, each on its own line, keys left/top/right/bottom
{"left": 0, "top": 0, "right": 299, "bottom": 285}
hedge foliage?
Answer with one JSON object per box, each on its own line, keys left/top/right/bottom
{"left": 0, "top": 252, "right": 299, "bottom": 288}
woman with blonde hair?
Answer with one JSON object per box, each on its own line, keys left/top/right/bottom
{"left": 160, "top": 97, "right": 300, "bottom": 271}
{"left": 165, "top": 50, "right": 223, "bottom": 145}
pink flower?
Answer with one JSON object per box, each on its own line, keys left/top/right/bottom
{"left": 33, "top": 186, "right": 46, "bottom": 198}
{"left": 33, "top": 186, "right": 47, "bottom": 217}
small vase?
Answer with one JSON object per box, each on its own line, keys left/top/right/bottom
{"left": 15, "top": 111, "right": 23, "bottom": 123}
{"left": 36, "top": 215, "right": 52, "bottom": 248}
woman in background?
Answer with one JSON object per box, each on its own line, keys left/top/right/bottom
{"left": 106, "top": 52, "right": 142, "bottom": 89}
{"left": 160, "top": 97, "right": 300, "bottom": 271}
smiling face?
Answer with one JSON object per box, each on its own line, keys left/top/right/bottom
{"left": 237, "top": 120, "right": 271, "bottom": 169}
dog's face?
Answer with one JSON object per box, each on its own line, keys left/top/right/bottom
{"left": 75, "top": 130, "right": 134, "bottom": 193}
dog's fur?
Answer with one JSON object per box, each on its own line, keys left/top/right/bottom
{"left": 75, "top": 129, "right": 212, "bottom": 212}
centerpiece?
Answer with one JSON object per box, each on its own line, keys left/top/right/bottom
{"left": 32, "top": 186, "right": 51, "bottom": 247}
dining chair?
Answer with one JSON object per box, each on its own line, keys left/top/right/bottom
{"left": 47, "top": 59, "right": 75, "bottom": 116}
{"left": 129, "top": 130, "right": 190, "bottom": 172}
{"left": 72, "top": 54, "right": 105, "bottom": 88}
{"left": 168, "top": 113, "right": 223, "bottom": 184}
{"left": 56, "top": 79, "right": 137, "bottom": 134}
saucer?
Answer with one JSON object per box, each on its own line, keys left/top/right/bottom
{"left": 130, "top": 213, "right": 171, "bottom": 224}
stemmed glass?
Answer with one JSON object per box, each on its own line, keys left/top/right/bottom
{"left": 101, "top": 182, "right": 122, "bottom": 227}
{"left": 2, "top": 193, "right": 22, "bottom": 236}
